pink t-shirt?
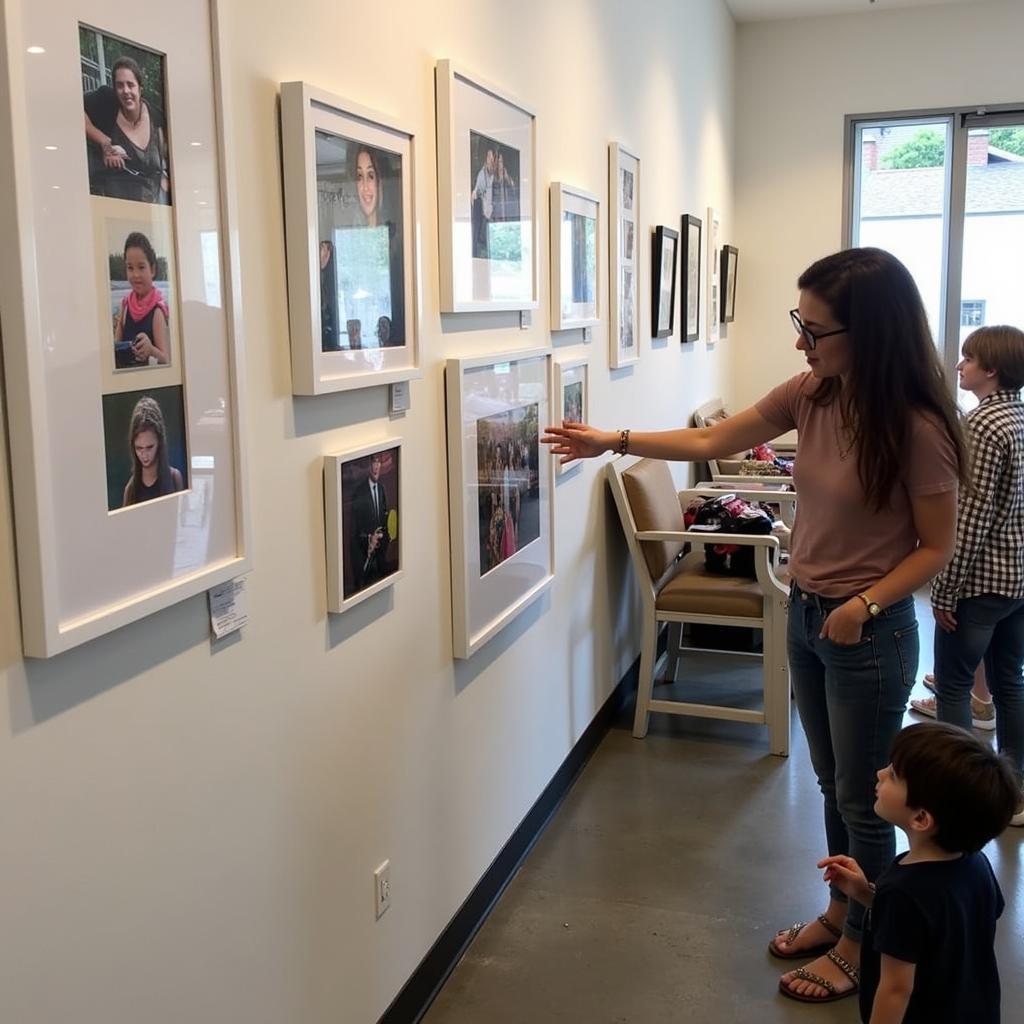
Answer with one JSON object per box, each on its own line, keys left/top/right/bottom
{"left": 755, "top": 373, "right": 958, "bottom": 598}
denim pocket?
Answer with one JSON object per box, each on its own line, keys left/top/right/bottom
{"left": 893, "top": 622, "right": 920, "bottom": 689}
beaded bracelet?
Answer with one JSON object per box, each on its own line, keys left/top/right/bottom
{"left": 618, "top": 429, "right": 630, "bottom": 455}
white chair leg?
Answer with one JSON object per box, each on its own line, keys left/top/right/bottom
{"left": 664, "top": 621, "right": 682, "bottom": 683}
{"left": 632, "top": 615, "right": 658, "bottom": 738}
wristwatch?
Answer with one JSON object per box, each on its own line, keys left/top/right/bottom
{"left": 857, "top": 593, "right": 882, "bottom": 618}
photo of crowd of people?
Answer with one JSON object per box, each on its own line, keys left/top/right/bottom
{"left": 105, "top": 215, "right": 177, "bottom": 370}
{"left": 102, "top": 385, "right": 187, "bottom": 511}
{"left": 476, "top": 405, "right": 540, "bottom": 576}
{"left": 341, "top": 447, "right": 400, "bottom": 599}
{"left": 316, "top": 132, "right": 406, "bottom": 353}
{"left": 81, "top": 27, "right": 171, "bottom": 205}
{"left": 469, "top": 131, "right": 521, "bottom": 262}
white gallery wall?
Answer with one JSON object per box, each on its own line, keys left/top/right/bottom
{"left": 0, "top": 2, "right": 735, "bottom": 1021}
{"left": 731, "top": 0, "right": 1024, "bottom": 412}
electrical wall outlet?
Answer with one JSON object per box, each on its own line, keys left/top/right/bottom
{"left": 374, "top": 860, "right": 391, "bottom": 919}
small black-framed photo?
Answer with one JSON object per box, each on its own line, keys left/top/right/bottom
{"left": 651, "top": 225, "right": 678, "bottom": 339}
{"left": 681, "top": 214, "right": 702, "bottom": 342}
{"left": 721, "top": 244, "right": 739, "bottom": 323}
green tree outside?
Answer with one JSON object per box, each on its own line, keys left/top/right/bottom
{"left": 989, "top": 128, "right": 1024, "bottom": 157}
{"left": 881, "top": 128, "right": 946, "bottom": 169}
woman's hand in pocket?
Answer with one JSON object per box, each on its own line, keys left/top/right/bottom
{"left": 820, "top": 599, "right": 869, "bottom": 645}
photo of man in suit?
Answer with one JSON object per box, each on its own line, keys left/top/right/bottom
{"left": 347, "top": 451, "right": 391, "bottom": 594}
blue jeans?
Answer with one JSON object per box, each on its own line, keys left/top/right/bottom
{"left": 788, "top": 585, "right": 919, "bottom": 943}
{"left": 934, "top": 593, "right": 1024, "bottom": 783}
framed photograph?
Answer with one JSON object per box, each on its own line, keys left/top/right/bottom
{"left": 608, "top": 142, "right": 639, "bottom": 368}
{"left": 651, "top": 225, "right": 678, "bottom": 339}
{"left": 555, "top": 358, "right": 588, "bottom": 477}
{"left": 435, "top": 59, "right": 538, "bottom": 313}
{"left": 550, "top": 182, "right": 599, "bottom": 331}
{"left": 721, "top": 245, "right": 739, "bottom": 323}
{"left": 80, "top": 23, "right": 171, "bottom": 205}
{"left": 0, "top": 1, "right": 251, "bottom": 656}
{"left": 93, "top": 200, "right": 181, "bottom": 390}
{"left": 706, "top": 206, "right": 721, "bottom": 342}
{"left": 324, "top": 440, "right": 402, "bottom": 613}
{"left": 280, "top": 81, "right": 419, "bottom": 395}
{"left": 681, "top": 214, "right": 702, "bottom": 342}
{"left": 445, "top": 349, "right": 554, "bottom": 659}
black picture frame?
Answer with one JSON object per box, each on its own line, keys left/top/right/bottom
{"left": 720, "top": 244, "right": 739, "bottom": 323}
{"left": 681, "top": 214, "right": 702, "bottom": 342}
{"left": 651, "top": 225, "right": 678, "bottom": 339}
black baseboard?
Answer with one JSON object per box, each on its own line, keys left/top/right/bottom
{"left": 378, "top": 658, "right": 640, "bottom": 1024}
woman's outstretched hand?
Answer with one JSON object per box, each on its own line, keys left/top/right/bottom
{"left": 541, "top": 423, "right": 615, "bottom": 464}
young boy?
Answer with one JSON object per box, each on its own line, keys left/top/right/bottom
{"left": 819, "top": 722, "right": 1018, "bottom": 1023}
{"left": 928, "top": 325, "right": 1024, "bottom": 825}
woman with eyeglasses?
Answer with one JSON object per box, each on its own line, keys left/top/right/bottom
{"left": 542, "top": 247, "right": 966, "bottom": 1005}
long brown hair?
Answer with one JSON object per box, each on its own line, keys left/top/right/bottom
{"left": 798, "top": 248, "right": 966, "bottom": 510}
{"left": 124, "top": 395, "right": 173, "bottom": 504}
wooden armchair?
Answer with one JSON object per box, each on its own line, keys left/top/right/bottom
{"left": 607, "top": 455, "right": 791, "bottom": 756}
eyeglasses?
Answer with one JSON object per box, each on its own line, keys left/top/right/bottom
{"left": 789, "top": 309, "right": 847, "bottom": 350}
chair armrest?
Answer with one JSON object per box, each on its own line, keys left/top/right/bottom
{"left": 700, "top": 474, "right": 796, "bottom": 491}
{"left": 637, "top": 530, "right": 781, "bottom": 549}
{"left": 686, "top": 484, "right": 797, "bottom": 505}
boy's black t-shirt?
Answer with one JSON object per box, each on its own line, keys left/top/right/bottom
{"left": 859, "top": 851, "right": 1004, "bottom": 1024}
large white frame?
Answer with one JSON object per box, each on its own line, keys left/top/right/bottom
{"left": 0, "top": 0, "right": 251, "bottom": 657}
{"left": 549, "top": 182, "right": 600, "bottom": 331}
{"left": 324, "top": 437, "right": 403, "bottom": 614}
{"left": 608, "top": 142, "right": 640, "bottom": 368}
{"left": 280, "top": 81, "right": 420, "bottom": 395}
{"left": 435, "top": 59, "right": 539, "bottom": 313}
{"left": 445, "top": 348, "right": 554, "bottom": 659}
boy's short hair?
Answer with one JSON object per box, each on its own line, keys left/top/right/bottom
{"left": 891, "top": 722, "right": 1019, "bottom": 853}
{"left": 962, "top": 325, "right": 1024, "bottom": 391}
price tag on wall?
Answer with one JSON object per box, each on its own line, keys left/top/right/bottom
{"left": 208, "top": 576, "right": 249, "bottom": 639}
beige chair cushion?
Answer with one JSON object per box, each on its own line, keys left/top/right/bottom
{"left": 622, "top": 459, "right": 686, "bottom": 580}
{"left": 656, "top": 551, "right": 767, "bottom": 618}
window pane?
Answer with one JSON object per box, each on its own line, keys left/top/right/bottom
{"left": 957, "top": 124, "right": 1024, "bottom": 412}
{"left": 852, "top": 119, "right": 951, "bottom": 343}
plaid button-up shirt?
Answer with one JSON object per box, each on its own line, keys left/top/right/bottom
{"left": 931, "top": 389, "right": 1024, "bottom": 612}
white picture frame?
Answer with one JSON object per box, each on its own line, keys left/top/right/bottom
{"left": 435, "top": 59, "right": 539, "bottom": 313}
{"left": 608, "top": 141, "right": 640, "bottom": 368}
{"left": 550, "top": 182, "right": 599, "bottom": 331}
{"left": 445, "top": 348, "right": 554, "bottom": 659}
{"left": 0, "top": 0, "right": 251, "bottom": 657}
{"left": 554, "top": 358, "right": 589, "bottom": 477}
{"left": 280, "top": 81, "right": 420, "bottom": 395}
{"left": 324, "top": 438, "right": 403, "bottom": 614}
{"left": 706, "top": 205, "right": 721, "bottom": 343}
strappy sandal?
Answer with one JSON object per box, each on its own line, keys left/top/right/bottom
{"left": 778, "top": 947, "right": 860, "bottom": 1004}
{"left": 767, "top": 913, "right": 842, "bottom": 960}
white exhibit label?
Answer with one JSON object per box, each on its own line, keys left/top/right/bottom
{"left": 208, "top": 577, "right": 249, "bottom": 638}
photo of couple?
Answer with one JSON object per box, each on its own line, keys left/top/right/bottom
{"left": 469, "top": 131, "right": 521, "bottom": 262}
{"left": 341, "top": 447, "right": 400, "bottom": 598}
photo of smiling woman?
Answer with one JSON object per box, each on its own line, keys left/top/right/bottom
{"left": 315, "top": 132, "right": 405, "bottom": 351}
{"left": 101, "top": 385, "right": 187, "bottom": 511}
{"left": 80, "top": 27, "right": 171, "bottom": 205}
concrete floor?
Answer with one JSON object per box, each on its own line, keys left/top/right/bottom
{"left": 425, "top": 611, "right": 1024, "bottom": 1023}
